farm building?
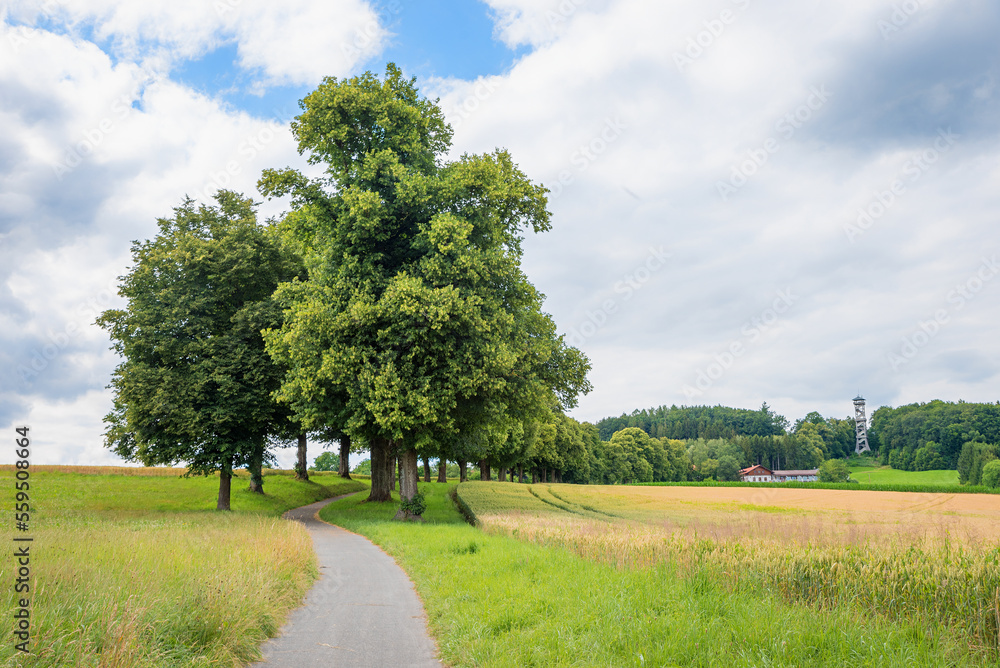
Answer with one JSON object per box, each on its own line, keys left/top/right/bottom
{"left": 739, "top": 465, "right": 819, "bottom": 483}
{"left": 740, "top": 465, "right": 773, "bottom": 482}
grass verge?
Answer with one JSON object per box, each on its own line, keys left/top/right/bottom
{"left": 319, "top": 481, "right": 990, "bottom": 667}
{"left": 1, "top": 468, "right": 365, "bottom": 667}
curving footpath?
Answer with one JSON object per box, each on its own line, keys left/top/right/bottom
{"left": 252, "top": 493, "right": 442, "bottom": 667}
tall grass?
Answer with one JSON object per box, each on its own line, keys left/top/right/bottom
{"left": 0, "top": 469, "right": 366, "bottom": 667}
{"left": 457, "top": 482, "right": 1000, "bottom": 659}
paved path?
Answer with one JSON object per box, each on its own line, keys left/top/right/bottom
{"left": 253, "top": 494, "right": 442, "bottom": 667}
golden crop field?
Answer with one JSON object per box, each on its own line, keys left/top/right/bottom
{"left": 458, "top": 482, "right": 1000, "bottom": 654}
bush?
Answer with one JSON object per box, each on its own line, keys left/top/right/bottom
{"left": 913, "top": 442, "right": 945, "bottom": 471}
{"left": 312, "top": 451, "right": 338, "bottom": 472}
{"left": 818, "top": 459, "right": 850, "bottom": 483}
{"left": 982, "top": 460, "right": 1000, "bottom": 488}
{"left": 399, "top": 491, "right": 427, "bottom": 516}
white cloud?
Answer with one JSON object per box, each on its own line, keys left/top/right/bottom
{"left": 437, "top": 0, "right": 1000, "bottom": 423}
{"left": 5, "top": 0, "right": 387, "bottom": 86}
{"left": 0, "top": 17, "right": 331, "bottom": 461}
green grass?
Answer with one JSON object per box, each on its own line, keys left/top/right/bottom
{"left": 1, "top": 468, "right": 365, "bottom": 667}
{"left": 849, "top": 466, "right": 960, "bottom": 486}
{"left": 319, "top": 481, "right": 992, "bottom": 667}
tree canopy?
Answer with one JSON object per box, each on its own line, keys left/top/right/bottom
{"left": 259, "top": 64, "right": 591, "bottom": 508}
{"left": 97, "top": 192, "right": 302, "bottom": 509}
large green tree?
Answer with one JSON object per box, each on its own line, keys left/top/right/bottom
{"left": 260, "top": 65, "right": 590, "bottom": 510}
{"left": 98, "top": 192, "right": 301, "bottom": 510}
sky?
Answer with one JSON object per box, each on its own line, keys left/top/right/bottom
{"left": 2, "top": 0, "right": 999, "bottom": 467}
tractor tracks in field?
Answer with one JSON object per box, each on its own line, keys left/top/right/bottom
{"left": 528, "top": 485, "right": 623, "bottom": 521}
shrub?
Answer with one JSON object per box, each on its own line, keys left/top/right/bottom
{"left": 982, "top": 460, "right": 1000, "bottom": 488}
{"left": 399, "top": 491, "right": 427, "bottom": 516}
{"left": 818, "top": 458, "right": 850, "bottom": 483}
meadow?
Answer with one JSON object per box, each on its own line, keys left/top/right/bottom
{"left": 320, "top": 481, "right": 999, "bottom": 667}
{"left": 0, "top": 467, "right": 364, "bottom": 667}
{"left": 849, "top": 466, "right": 960, "bottom": 486}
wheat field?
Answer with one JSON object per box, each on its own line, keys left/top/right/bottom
{"left": 458, "top": 481, "right": 1000, "bottom": 655}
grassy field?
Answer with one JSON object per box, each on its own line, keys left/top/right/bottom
{"left": 0, "top": 467, "right": 365, "bottom": 667}
{"left": 850, "top": 466, "right": 960, "bottom": 486}
{"left": 319, "top": 481, "right": 997, "bottom": 667}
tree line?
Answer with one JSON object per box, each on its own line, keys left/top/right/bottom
{"left": 595, "top": 403, "right": 789, "bottom": 441}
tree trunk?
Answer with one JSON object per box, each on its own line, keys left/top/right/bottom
{"left": 498, "top": 467, "right": 506, "bottom": 482}
{"left": 531, "top": 468, "right": 538, "bottom": 484}
{"left": 556, "top": 470, "right": 562, "bottom": 484}
{"left": 368, "top": 436, "right": 393, "bottom": 502}
{"left": 294, "top": 433, "right": 309, "bottom": 481}
{"left": 396, "top": 455, "right": 402, "bottom": 491}
{"left": 541, "top": 466, "right": 547, "bottom": 483}
{"left": 459, "top": 460, "right": 468, "bottom": 482}
{"left": 247, "top": 445, "right": 265, "bottom": 494}
{"left": 423, "top": 456, "right": 431, "bottom": 483}
{"left": 338, "top": 435, "right": 352, "bottom": 479}
{"left": 394, "top": 449, "right": 423, "bottom": 521}
{"left": 479, "top": 460, "right": 491, "bottom": 481}
{"left": 217, "top": 462, "right": 233, "bottom": 511}
{"left": 518, "top": 464, "right": 524, "bottom": 483}
{"left": 437, "top": 459, "right": 447, "bottom": 483}
{"left": 549, "top": 469, "right": 555, "bottom": 483}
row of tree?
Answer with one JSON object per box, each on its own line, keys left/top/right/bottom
{"left": 99, "top": 65, "right": 592, "bottom": 514}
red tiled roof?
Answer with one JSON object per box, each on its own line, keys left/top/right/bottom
{"left": 739, "top": 465, "right": 772, "bottom": 475}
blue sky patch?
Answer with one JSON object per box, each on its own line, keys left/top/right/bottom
{"left": 371, "top": 0, "right": 527, "bottom": 81}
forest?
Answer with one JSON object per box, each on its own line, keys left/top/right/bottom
{"left": 870, "top": 400, "right": 1000, "bottom": 484}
